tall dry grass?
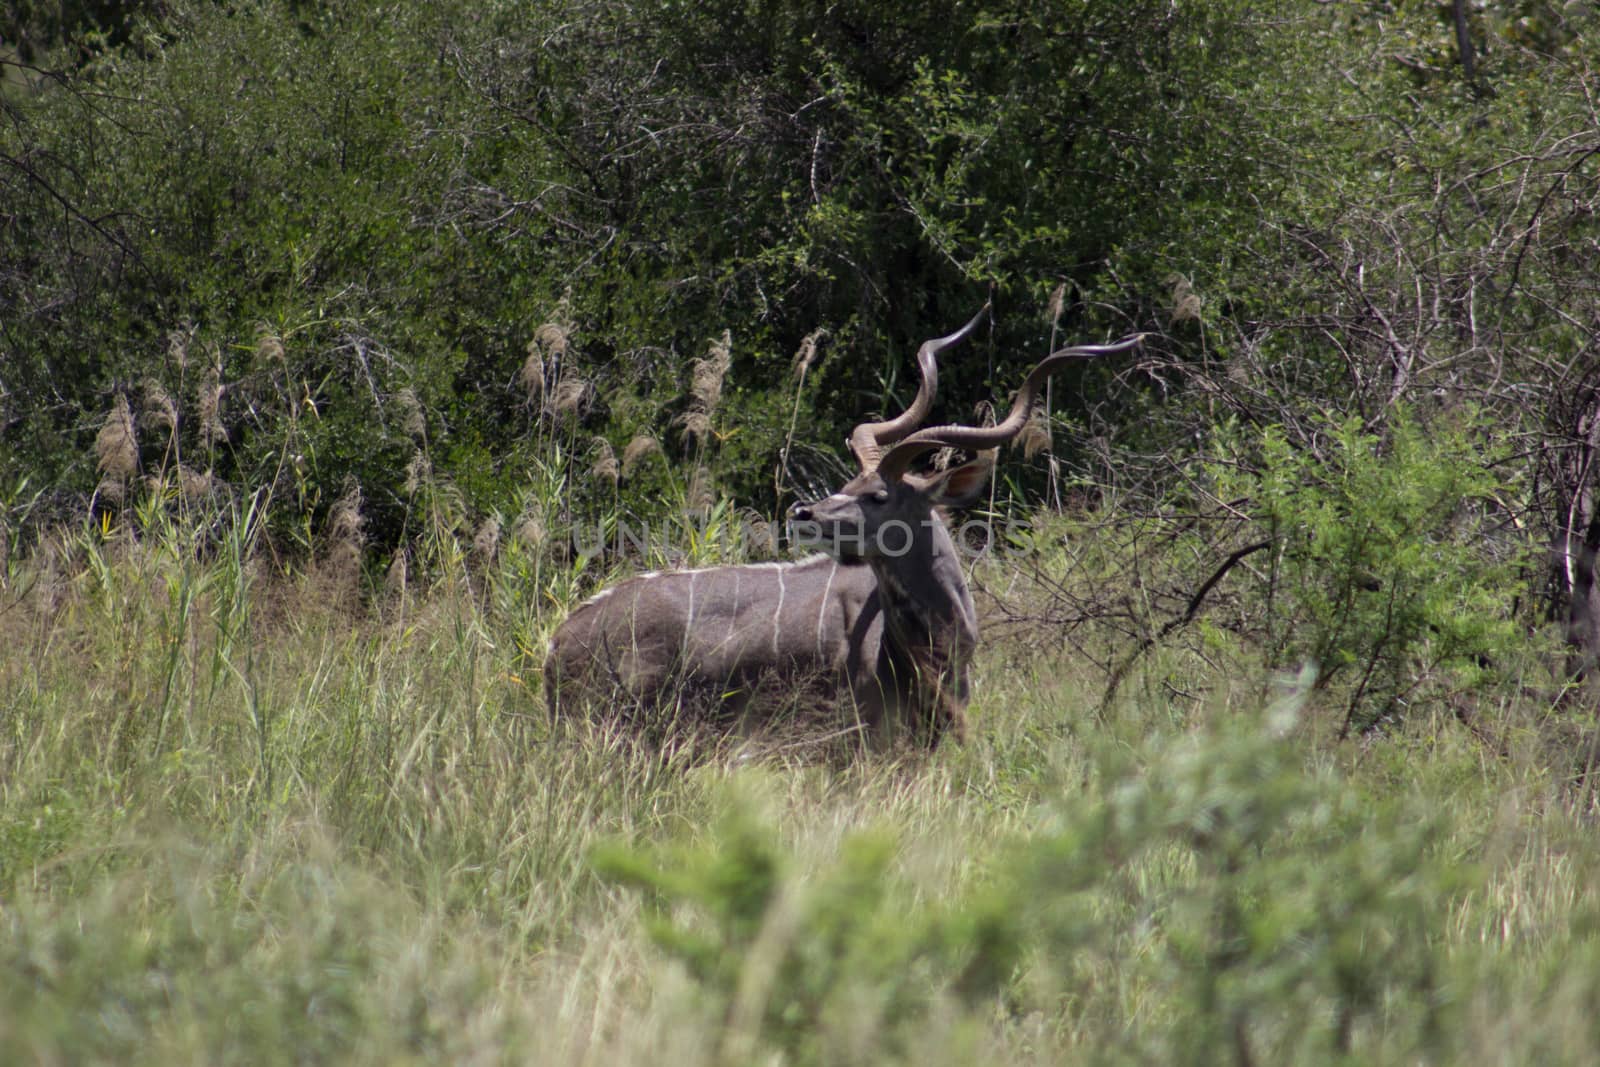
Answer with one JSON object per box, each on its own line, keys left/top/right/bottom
{"left": 0, "top": 491, "right": 1597, "bottom": 1065}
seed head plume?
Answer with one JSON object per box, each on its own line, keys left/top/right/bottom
{"left": 514, "top": 502, "right": 546, "bottom": 549}
{"left": 621, "top": 434, "right": 661, "bottom": 478}
{"left": 198, "top": 364, "right": 226, "bottom": 446}
{"left": 255, "top": 325, "right": 286, "bottom": 365}
{"left": 791, "top": 328, "right": 825, "bottom": 382}
{"left": 520, "top": 343, "right": 546, "bottom": 410}
{"left": 1167, "top": 273, "right": 1202, "bottom": 325}
{"left": 741, "top": 510, "right": 776, "bottom": 557}
{"left": 1019, "top": 408, "right": 1053, "bottom": 459}
{"left": 473, "top": 515, "right": 501, "bottom": 563}
{"left": 178, "top": 465, "right": 215, "bottom": 501}
{"left": 549, "top": 377, "right": 593, "bottom": 422}
{"left": 534, "top": 321, "right": 571, "bottom": 360}
{"left": 29, "top": 531, "right": 66, "bottom": 616}
{"left": 384, "top": 549, "right": 409, "bottom": 604}
{"left": 679, "top": 329, "right": 732, "bottom": 447}
{"left": 167, "top": 324, "right": 195, "bottom": 372}
{"left": 677, "top": 409, "right": 712, "bottom": 446}
{"left": 141, "top": 378, "right": 178, "bottom": 436}
{"left": 589, "top": 437, "right": 619, "bottom": 485}
{"left": 779, "top": 327, "right": 826, "bottom": 504}
{"left": 693, "top": 329, "right": 733, "bottom": 412}
{"left": 328, "top": 479, "right": 365, "bottom": 547}
{"left": 320, "top": 478, "right": 366, "bottom": 608}
{"left": 395, "top": 387, "right": 425, "bottom": 441}
{"left": 95, "top": 393, "right": 139, "bottom": 499}
{"left": 403, "top": 450, "right": 431, "bottom": 495}
{"left": 1047, "top": 282, "right": 1068, "bottom": 327}
{"left": 524, "top": 292, "right": 576, "bottom": 413}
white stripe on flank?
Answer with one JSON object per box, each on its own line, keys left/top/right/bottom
{"left": 773, "top": 568, "right": 787, "bottom": 658}
{"left": 685, "top": 571, "right": 697, "bottom": 656}
{"left": 816, "top": 559, "right": 837, "bottom": 652}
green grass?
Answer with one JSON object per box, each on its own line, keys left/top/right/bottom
{"left": 1, "top": 512, "right": 1598, "bottom": 1065}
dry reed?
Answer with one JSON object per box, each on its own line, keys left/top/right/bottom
{"left": 255, "top": 325, "right": 286, "bottom": 365}
{"left": 678, "top": 330, "right": 732, "bottom": 448}
{"left": 791, "top": 328, "right": 824, "bottom": 382}
{"left": 166, "top": 324, "right": 194, "bottom": 371}
{"left": 473, "top": 515, "right": 502, "bottom": 563}
{"left": 520, "top": 343, "right": 547, "bottom": 410}
{"left": 404, "top": 451, "right": 431, "bottom": 495}
{"left": 395, "top": 387, "right": 426, "bottom": 440}
{"left": 513, "top": 503, "right": 546, "bottom": 549}
{"left": 589, "top": 438, "right": 620, "bottom": 485}
{"left": 141, "top": 378, "right": 178, "bottom": 436}
{"left": 178, "top": 465, "right": 216, "bottom": 502}
{"left": 621, "top": 435, "right": 661, "bottom": 479}
{"left": 691, "top": 330, "right": 733, "bottom": 413}
{"left": 1167, "top": 273, "right": 1202, "bottom": 325}
{"left": 198, "top": 363, "right": 226, "bottom": 446}
{"left": 383, "top": 548, "right": 409, "bottom": 605}
{"left": 1019, "top": 409, "right": 1052, "bottom": 460}
{"left": 742, "top": 510, "right": 776, "bottom": 557}
{"left": 523, "top": 296, "right": 575, "bottom": 411}
{"left": 328, "top": 481, "right": 365, "bottom": 547}
{"left": 534, "top": 321, "right": 571, "bottom": 360}
{"left": 549, "top": 377, "right": 593, "bottom": 422}
{"left": 1047, "top": 282, "right": 1067, "bottom": 327}
{"left": 95, "top": 393, "right": 139, "bottom": 500}
{"left": 319, "top": 479, "right": 366, "bottom": 607}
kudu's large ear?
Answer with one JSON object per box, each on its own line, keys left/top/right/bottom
{"left": 917, "top": 451, "right": 996, "bottom": 508}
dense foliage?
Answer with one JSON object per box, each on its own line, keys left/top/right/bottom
{"left": 0, "top": 1, "right": 1490, "bottom": 524}
{"left": 6, "top": 4, "right": 1600, "bottom": 1059}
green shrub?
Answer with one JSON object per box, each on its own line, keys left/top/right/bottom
{"left": 595, "top": 681, "right": 1494, "bottom": 1064}
{"left": 1216, "top": 411, "right": 1526, "bottom": 734}
{"left": 593, "top": 804, "right": 1020, "bottom": 1065}
{"left": 1012, "top": 674, "right": 1473, "bottom": 1061}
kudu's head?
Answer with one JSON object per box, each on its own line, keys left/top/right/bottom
{"left": 788, "top": 307, "right": 1143, "bottom": 560}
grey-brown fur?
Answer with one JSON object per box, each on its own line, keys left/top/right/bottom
{"left": 544, "top": 551, "right": 966, "bottom": 746}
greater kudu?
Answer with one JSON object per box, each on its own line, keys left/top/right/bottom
{"left": 544, "top": 309, "right": 1142, "bottom": 747}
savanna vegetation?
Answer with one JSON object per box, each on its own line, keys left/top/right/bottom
{"left": 6, "top": 0, "right": 1600, "bottom": 1062}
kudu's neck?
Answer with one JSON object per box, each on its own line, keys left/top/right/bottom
{"left": 868, "top": 513, "right": 978, "bottom": 652}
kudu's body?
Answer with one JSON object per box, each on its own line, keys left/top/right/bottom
{"left": 543, "top": 552, "right": 963, "bottom": 744}
{"left": 544, "top": 309, "right": 1141, "bottom": 747}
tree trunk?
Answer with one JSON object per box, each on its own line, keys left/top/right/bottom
{"left": 1452, "top": 0, "right": 1477, "bottom": 86}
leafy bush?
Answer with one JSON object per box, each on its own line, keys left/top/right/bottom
{"left": 593, "top": 805, "right": 1019, "bottom": 1065}
{"left": 1215, "top": 412, "right": 1526, "bottom": 733}
{"left": 1012, "top": 674, "right": 1472, "bottom": 1061}
{"left": 595, "top": 679, "right": 1496, "bottom": 1063}
{"left": 2, "top": 0, "right": 1327, "bottom": 560}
